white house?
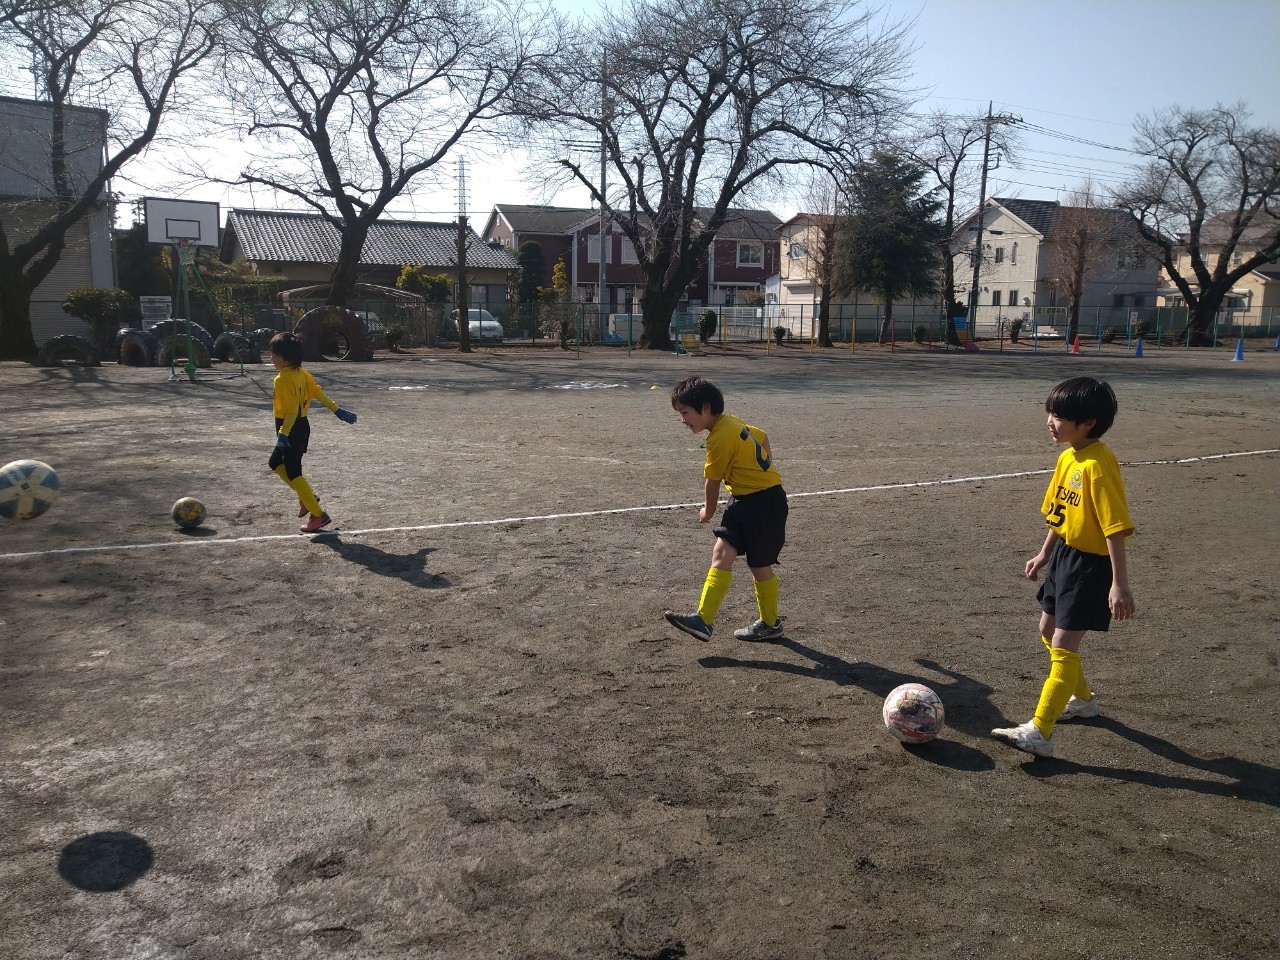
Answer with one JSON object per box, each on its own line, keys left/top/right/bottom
{"left": 952, "top": 198, "right": 1159, "bottom": 336}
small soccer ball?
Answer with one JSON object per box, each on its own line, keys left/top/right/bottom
{"left": 171, "top": 496, "right": 206, "bottom": 529}
{"left": 0, "top": 459, "right": 61, "bottom": 521}
{"left": 882, "top": 682, "right": 945, "bottom": 744}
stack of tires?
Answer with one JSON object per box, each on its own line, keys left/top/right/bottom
{"left": 110, "top": 321, "right": 262, "bottom": 367}
{"left": 37, "top": 335, "right": 100, "bottom": 367}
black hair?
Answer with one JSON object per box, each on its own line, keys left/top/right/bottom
{"left": 270, "top": 332, "right": 303, "bottom": 368}
{"left": 1046, "top": 376, "right": 1117, "bottom": 438}
{"left": 671, "top": 376, "right": 724, "bottom": 415}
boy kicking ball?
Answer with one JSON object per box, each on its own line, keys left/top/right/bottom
{"left": 993, "top": 377, "right": 1135, "bottom": 758}
{"left": 268, "top": 332, "right": 358, "bottom": 533}
{"left": 664, "top": 377, "right": 789, "bottom": 643}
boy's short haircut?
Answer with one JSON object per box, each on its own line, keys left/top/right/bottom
{"left": 270, "top": 332, "right": 303, "bottom": 368}
{"left": 1046, "top": 376, "right": 1117, "bottom": 438}
{"left": 671, "top": 376, "right": 725, "bottom": 414}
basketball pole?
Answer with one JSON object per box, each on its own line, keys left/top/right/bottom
{"left": 172, "top": 240, "right": 197, "bottom": 382}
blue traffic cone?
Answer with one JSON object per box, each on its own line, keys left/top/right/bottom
{"left": 1134, "top": 337, "right": 1144, "bottom": 358}
{"left": 1232, "top": 338, "right": 1244, "bottom": 362}
{"left": 1273, "top": 332, "right": 1279, "bottom": 351}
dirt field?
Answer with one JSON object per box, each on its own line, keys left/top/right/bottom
{"left": 2, "top": 343, "right": 1277, "bottom": 960}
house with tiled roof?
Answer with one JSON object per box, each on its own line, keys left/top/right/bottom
{"left": 220, "top": 209, "right": 519, "bottom": 313}
{"left": 482, "top": 204, "right": 781, "bottom": 315}
{"left": 950, "top": 197, "right": 1159, "bottom": 334}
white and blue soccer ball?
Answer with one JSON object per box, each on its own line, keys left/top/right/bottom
{"left": 0, "top": 459, "right": 61, "bottom": 521}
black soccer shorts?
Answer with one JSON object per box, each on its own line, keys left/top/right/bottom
{"left": 714, "top": 484, "right": 788, "bottom": 568}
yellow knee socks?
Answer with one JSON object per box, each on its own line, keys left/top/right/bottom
{"left": 1033, "top": 648, "right": 1083, "bottom": 739}
{"left": 697, "top": 568, "right": 733, "bottom": 625}
{"left": 1041, "top": 636, "right": 1094, "bottom": 700}
{"left": 753, "top": 575, "right": 780, "bottom": 626}
{"left": 274, "top": 465, "right": 321, "bottom": 516}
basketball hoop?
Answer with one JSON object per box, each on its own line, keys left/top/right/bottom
{"left": 175, "top": 238, "right": 196, "bottom": 265}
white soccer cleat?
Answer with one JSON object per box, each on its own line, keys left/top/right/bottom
{"left": 1059, "top": 695, "right": 1100, "bottom": 720}
{"left": 991, "top": 720, "right": 1054, "bottom": 758}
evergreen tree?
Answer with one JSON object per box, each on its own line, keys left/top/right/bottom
{"left": 833, "top": 151, "right": 944, "bottom": 344}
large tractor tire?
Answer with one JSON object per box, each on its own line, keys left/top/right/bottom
{"left": 156, "top": 336, "right": 212, "bottom": 369}
{"left": 293, "top": 306, "right": 374, "bottom": 362}
{"left": 147, "top": 320, "right": 215, "bottom": 354}
{"left": 118, "top": 330, "right": 160, "bottom": 366}
{"left": 36, "top": 334, "right": 99, "bottom": 367}
{"left": 213, "top": 332, "right": 261, "bottom": 364}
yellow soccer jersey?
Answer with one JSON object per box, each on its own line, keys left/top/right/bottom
{"left": 1041, "top": 440, "right": 1134, "bottom": 556}
{"left": 272, "top": 366, "right": 337, "bottom": 436}
{"left": 704, "top": 413, "right": 782, "bottom": 496}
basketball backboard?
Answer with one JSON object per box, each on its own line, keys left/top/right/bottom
{"left": 143, "top": 197, "right": 220, "bottom": 247}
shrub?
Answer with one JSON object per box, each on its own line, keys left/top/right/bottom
{"left": 62, "top": 287, "right": 140, "bottom": 353}
{"left": 698, "top": 309, "right": 718, "bottom": 343}
{"left": 384, "top": 325, "right": 404, "bottom": 351}
{"left": 1134, "top": 319, "right": 1152, "bottom": 340}
{"left": 1009, "top": 317, "right": 1023, "bottom": 343}
{"left": 773, "top": 325, "right": 788, "bottom": 346}
{"left": 1101, "top": 327, "right": 1117, "bottom": 343}
{"left": 912, "top": 323, "right": 927, "bottom": 344}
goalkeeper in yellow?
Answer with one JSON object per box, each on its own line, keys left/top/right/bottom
{"left": 268, "top": 332, "right": 358, "bottom": 533}
{"left": 993, "top": 376, "right": 1135, "bottom": 758}
{"left": 664, "top": 377, "right": 788, "bottom": 643}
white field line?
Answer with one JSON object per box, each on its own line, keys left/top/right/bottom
{"left": 1, "top": 448, "right": 1275, "bottom": 562}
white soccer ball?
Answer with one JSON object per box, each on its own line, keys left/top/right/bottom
{"left": 0, "top": 459, "right": 61, "bottom": 521}
{"left": 882, "top": 682, "right": 945, "bottom": 744}
{"left": 171, "top": 496, "right": 206, "bottom": 530}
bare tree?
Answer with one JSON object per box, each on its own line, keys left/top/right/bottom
{"left": 906, "top": 107, "right": 1020, "bottom": 343}
{"left": 789, "top": 175, "right": 843, "bottom": 347}
{"left": 215, "top": 0, "right": 561, "bottom": 321}
{"left": 530, "top": 0, "right": 910, "bottom": 349}
{"left": 0, "top": 0, "right": 217, "bottom": 359}
{"left": 1048, "top": 181, "right": 1126, "bottom": 345}
{"left": 1112, "top": 103, "right": 1280, "bottom": 343}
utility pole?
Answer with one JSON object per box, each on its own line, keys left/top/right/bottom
{"left": 966, "top": 102, "right": 994, "bottom": 349}
{"left": 457, "top": 158, "right": 470, "bottom": 353}
{"left": 965, "top": 103, "right": 1019, "bottom": 349}
{"left": 596, "top": 48, "right": 609, "bottom": 336}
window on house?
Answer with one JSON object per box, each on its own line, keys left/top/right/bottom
{"left": 737, "top": 242, "right": 763, "bottom": 266}
{"left": 1231, "top": 252, "right": 1243, "bottom": 269}
{"left": 1117, "top": 248, "right": 1144, "bottom": 270}
{"left": 1133, "top": 296, "right": 1146, "bottom": 308}
{"left": 587, "top": 235, "right": 611, "bottom": 263}
{"left": 1011, "top": 242, "right": 1018, "bottom": 265}
{"left": 1113, "top": 294, "right": 1126, "bottom": 308}
{"left": 1008, "top": 289, "right": 1019, "bottom": 307}
{"left": 994, "top": 247, "right": 1005, "bottom": 264}
{"left": 621, "top": 241, "right": 639, "bottom": 264}
{"left": 788, "top": 242, "right": 807, "bottom": 259}
{"left": 991, "top": 290, "right": 1002, "bottom": 306}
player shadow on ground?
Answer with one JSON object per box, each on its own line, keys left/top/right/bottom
{"left": 1022, "top": 716, "right": 1280, "bottom": 807}
{"left": 699, "top": 639, "right": 1002, "bottom": 771}
{"left": 318, "top": 538, "right": 450, "bottom": 589}
{"left": 57, "top": 831, "right": 153, "bottom": 892}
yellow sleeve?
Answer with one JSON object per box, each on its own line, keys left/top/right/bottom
{"left": 305, "top": 369, "right": 338, "bottom": 413}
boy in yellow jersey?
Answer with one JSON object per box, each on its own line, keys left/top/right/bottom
{"left": 993, "top": 376, "right": 1135, "bottom": 758}
{"left": 664, "top": 377, "right": 788, "bottom": 642}
{"left": 268, "top": 333, "right": 358, "bottom": 533}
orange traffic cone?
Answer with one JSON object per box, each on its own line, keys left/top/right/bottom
{"left": 1070, "top": 333, "right": 1081, "bottom": 354}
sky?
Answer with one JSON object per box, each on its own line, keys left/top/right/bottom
{"left": 4, "top": 0, "right": 1278, "bottom": 226}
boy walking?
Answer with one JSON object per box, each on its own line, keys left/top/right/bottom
{"left": 993, "top": 376, "right": 1135, "bottom": 758}
{"left": 268, "top": 332, "right": 358, "bottom": 533}
{"left": 664, "top": 377, "right": 788, "bottom": 642}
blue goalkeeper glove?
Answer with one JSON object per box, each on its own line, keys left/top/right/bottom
{"left": 334, "top": 407, "right": 357, "bottom": 424}
{"left": 275, "top": 433, "right": 290, "bottom": 448}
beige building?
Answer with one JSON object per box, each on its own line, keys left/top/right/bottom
{"left": 1157, "top": 212, "right": 1280, "bottom": 328}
